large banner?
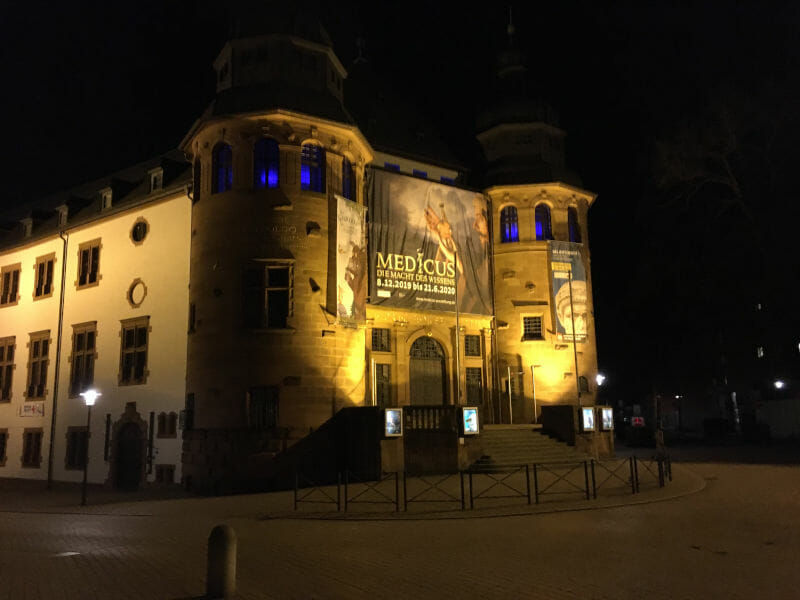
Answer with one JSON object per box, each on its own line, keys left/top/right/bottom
{"left": 336, "top": 195, "right": 367, "bottom": 325}
{"left": 368, "top": 170, "right": 492, "bottom": 315}
{"left": 549, "top": 241, "right": 588, "bottom": 343}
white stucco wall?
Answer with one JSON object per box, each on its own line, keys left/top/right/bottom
{"left": 0, "top": 192, "right": 190, "bottom": 485}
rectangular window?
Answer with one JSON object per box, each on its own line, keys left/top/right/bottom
{"left": 26, "top": 331, "right": 50, "bottom": 399}
{"left": 0, "top": 264, "right": 21, "bottom": 306}
{"left": 0, "top": 337, "right": 15, "bottom": 402}
{"left": 440, "top": 176, "right": 455, "bottom": 185}
{"left": 34, "top": 254, "right": 55, "bottom": 299}
{"left": 119, "top": 317, "right": 149, "bottom": 385}
{"left": 383, "top": 162, "right": 400, "bottom": 172}
{"left": 0, "top": 429, "right": 7, "bottom": 467}
{"left": 522, "top": 316, "right": 544, "bottom": 340}
{"left": 77, "top": 239, "right": 101, "bottom": 288}
{"left": 372, "top": 328, "right": 391, "bottom": 352}
{"left": 375, "top": 363, "right": 391, "bottom": 408}
{"left": 248, "top": 386, "right": 279, "bottom": 430}
{"left": 65, "top": 427, "right": 88, "bottom": 470}
{"left": 69, "top": 323, "right": 96, "bottom": 397}
{"left": 466, "top": 367, "right": 483, "bottom": 405}
{"left": 157, "top": 412, "right": 178, "bottom": 438}
{"left": 464, "top": 335, "right": 481, "bottom": 357}
{"left": 22, "top": 429, "right": 43, "bottom": 468}
{"left": 155, "top": 464, "right": 175, "bottom": 484}
{"left": 243, "top": 262, "right": 293, "bottom": 329}
{"left": 412, "top": 169, "right": 428, "bottom": 178}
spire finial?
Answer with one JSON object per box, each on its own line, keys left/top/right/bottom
{"left": 507, "top": 7, "right": 515, "bottom": 47}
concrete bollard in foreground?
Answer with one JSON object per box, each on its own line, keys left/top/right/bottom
{"left": 206, "top": 524, "right": 237, "bottom": 599}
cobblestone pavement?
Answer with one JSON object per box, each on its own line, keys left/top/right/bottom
{"left": 0, "top": 447, "right": 798, "bottom": 599}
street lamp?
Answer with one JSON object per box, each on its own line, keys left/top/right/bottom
{"left": 79, "top": 389, "right": 101, "bottom": 506}
{"left": 595, "top": 373, "right": 606, "bottom": 386}
{"left": 773, "top": 380, "right": 785, "bottom": 390}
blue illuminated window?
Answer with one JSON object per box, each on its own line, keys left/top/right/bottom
{"left": 500, "top": 206, "right": 519, "bottom": 243}
{"left": 301, "top": 144, "right": 326, "bottom": 193}
{"left": 254, "top": 138, "right": 280, "bottom": 190}
{"left": 383, "top": 162, "right": 400, "bottom": 172}
{"left": 440, "top": 176, "right": 454, "bottom": 185}
{"left": 535, "top": 204, "right": 553, "bottom": 241}
{"left": 212, "top": 143, "right": 233, "bottom": 194}
{"left": 342, "top": 156, "right": 355, "bottom": 200}
{"left": 413, "top": 169, "right": 427, "bottom": 179}
{"left": 568, "top": 206, "right": 582, "bottom": 243}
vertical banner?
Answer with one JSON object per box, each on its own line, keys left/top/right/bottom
{"left": 549, "top": 241, "right": 588, "bottom": 343}
{"left": 368, "top": 170, "right": 492, "bottom": 315}
{"left": 336, "top": 194, "right": 367, "bottom": 325}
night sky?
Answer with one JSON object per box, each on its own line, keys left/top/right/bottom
{"left": 3, "top": 1, "right": 798, "bottom": 403}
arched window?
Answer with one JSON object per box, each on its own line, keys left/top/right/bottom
{"left": 500, "top": 206, "right": 519, "bottom": 243}
{"left": 342, "top": 156, "right": 355, "bottom": 200}
{"left": 212, "top": 143, "right": 233, "bottom": 194}
{"left": 568, "top": 206, "right": 582, "bottom": 243}
{"left": 301, "top": 143, "right": 326, "bottom": 193}
{"left": 579, "top": 376, "right": 590, "bottom": 393}
{"left": 535, "top": 204, "right": 553, "bottom": 241}
{"left": 254, "top": 138, "right": 280, "bottom": 189}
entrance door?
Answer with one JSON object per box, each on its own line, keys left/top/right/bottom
{"left": 409, "top": 337, "right": 447, "bottom": 405}
{"left": 114, "top": 422, "right": 144, "bottom": 490}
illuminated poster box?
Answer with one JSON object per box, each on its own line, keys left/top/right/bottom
{"left": 461, "top": 407, "right": 480, "bottom": 435}
{"left": 384, "top": 408, "right": 403, "bottom": 437}
{"left": 600, "top": 407, "right": 614, "bottom": 431}
{"left": 581, "top": 407, "right": 596, "bottom": 431}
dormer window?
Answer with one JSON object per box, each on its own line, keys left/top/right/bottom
{"left": 148, "top": 169, "right": 163, "bottom": 193}
{"left": 20, "top": 218, "right": 33, "bottom": 238}
{"left": 300, "top": 143, "right": 326, "bottom": 193}
{"left": 100, "top": 188, "right": 113, "bottom": 210}
{"left": 254, "top": 138, "right": 280, "bottom": 190}
{"left": 56, "top": 206, "right": 68, "bottom": 227}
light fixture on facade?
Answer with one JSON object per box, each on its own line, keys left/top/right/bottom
{"left": 774, "top": 380, "right": 785, "bottom": 390}
{"left": 595, "top": 373, "right": 606, "bottom": 386}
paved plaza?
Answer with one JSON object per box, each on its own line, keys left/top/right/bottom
{"left": 0, "top": 444, "right": 798, "bottom": 599}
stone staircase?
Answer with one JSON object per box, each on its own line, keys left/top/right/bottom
{"left": 471, "top": 424, "right": 591, "bottom": 472}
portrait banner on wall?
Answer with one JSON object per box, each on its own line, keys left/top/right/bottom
{"left": 549, "top": 241, "right": 588, "bottom": 343}
{"left": 367, "top": 169, "right": 492, "bottom": 315}
{"left": 336, "top": 194, "right": 366, "bottom": 325}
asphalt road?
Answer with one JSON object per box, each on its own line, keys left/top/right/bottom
{"left": 0, "top": 448, "right": 798, "bottom": 599}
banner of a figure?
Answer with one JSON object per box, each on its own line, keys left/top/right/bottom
{"left": 549, "top": 241, "right": 587, "bottom": 343}
{"left": 336, "top": 194, "right": 367, "bottom": 325}
{"left": 368, "top": 169, "right": 492, "bottom": 315}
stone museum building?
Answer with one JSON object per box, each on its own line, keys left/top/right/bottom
{"left": 0, "top": 14, "right": 599, "bottom": 490}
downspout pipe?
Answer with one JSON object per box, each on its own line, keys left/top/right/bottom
{"left": 46, "top": 231, "right": 68, "bottom": 489}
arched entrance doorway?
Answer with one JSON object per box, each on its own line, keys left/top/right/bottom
{"left": 114, "top": 422, "right": 144, "bottom": 490}
{"left": 409, "top": 336, "right": 447, "bottom": 405}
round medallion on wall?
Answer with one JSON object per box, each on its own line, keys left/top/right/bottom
{"left": 130, "top": 218, "right": 149, "bottom": 244}
{"left": 127, "top": 278, "right": 148, "bottom": 308}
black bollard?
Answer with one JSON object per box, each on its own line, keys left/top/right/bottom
{"left": 206, "top": 524, "right": 237, "bottom": 599}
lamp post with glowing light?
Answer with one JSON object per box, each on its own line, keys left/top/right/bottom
{"left": 79, "top": 389, "right": 101, "bottom": 506}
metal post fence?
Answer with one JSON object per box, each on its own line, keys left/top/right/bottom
{"left": 583, "top": 461, "right": 590, "bottom": 500}
{"left": 460, "top": 472, "right": 466, "bottom": 511}
{"left": 633, "top": 456, "right": 640, "bottom": 492}
{"left": 590, "top": 459, "right": 597, "bottom": 499}
{"left": 629, "top": 456, "right": 636, "bottom": 494}
{"left": 533, "top": 463, "right": 540, "bottom": 504}
{"left": 525, "top": 464, "right": 531, "bottom": 505}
